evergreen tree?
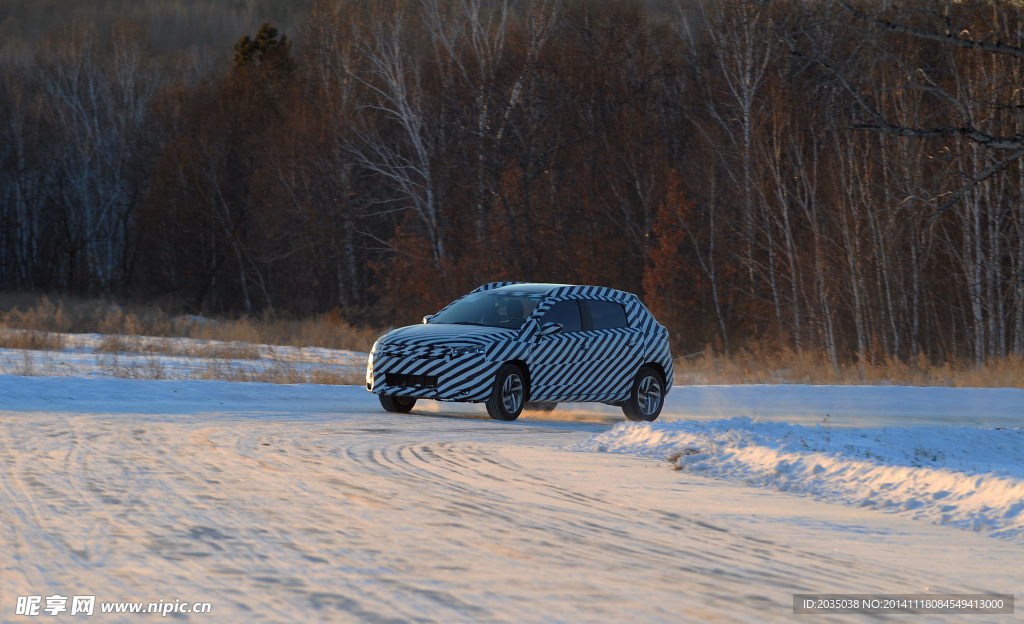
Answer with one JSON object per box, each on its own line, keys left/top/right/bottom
{"left": 233, "top": 23, "right": 295, "bottom": 80}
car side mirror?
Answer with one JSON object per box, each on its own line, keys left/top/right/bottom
{"left": 422, "top": 315, "right": 435, "bottom": 325}
{"left": 539, "top": 322, "right": 563, "bottom": 337}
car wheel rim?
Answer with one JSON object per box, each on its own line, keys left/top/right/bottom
{"left": 638, "top": 376, "right": 661, "bottom": 416}
{"left": 502, "top": 374, "right": 523, "bottom": 413}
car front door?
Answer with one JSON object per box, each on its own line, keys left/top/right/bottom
{"left": 529, "top": 299, "right": 588, "bottom": 400}
{"left": 577, "top": 298, "right": 644, "bottom": 400}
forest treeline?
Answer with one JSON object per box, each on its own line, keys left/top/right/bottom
{"left": 3, "top": 0, "right": 1024, "bottom": 367}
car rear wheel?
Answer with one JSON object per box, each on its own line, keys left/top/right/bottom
{"left": 379, "top": 394, "right": 417, "bottom": 413}
{"left": 486, "top": 364, "right": 526, "bottom": 421}
{"left": 622, "top": 366, "right": 664, "bottom": 422}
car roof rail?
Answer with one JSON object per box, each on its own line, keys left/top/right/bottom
{"left": 470, "top": 281, "right": 526, "bottom": 293}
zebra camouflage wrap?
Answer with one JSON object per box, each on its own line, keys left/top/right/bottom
{"left": 366, "top": 283, "right": 673, "bottom": 410}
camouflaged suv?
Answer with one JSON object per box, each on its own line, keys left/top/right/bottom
{"left": 366, "top": 282, "right": 673, "bottom": 422}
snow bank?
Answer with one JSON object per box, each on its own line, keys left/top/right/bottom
{"left": 573, "top": 418, "right": 1024, "bottom": 540}
{"left": 0, "top": 331, "right": 366, "bottom": 381}
{"left": 660, "top": 384, "right": 1024, "bottom": 427}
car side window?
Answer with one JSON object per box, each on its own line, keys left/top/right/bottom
{"left": 585, "top": 300, "right": 628, "bottom": 330}
{"left": 541, "top": 300, "right": 583, "bottom": 333}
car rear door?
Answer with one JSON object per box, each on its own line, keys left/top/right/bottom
{"left": 577, "top": 298, "right": 644, "bottom": 400}
{"left": 529, "top": 299, "right": 589, "bottom": 400}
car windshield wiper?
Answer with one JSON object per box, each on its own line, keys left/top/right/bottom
{"left": 450, "top": 321, "right": 487, "bottom": 326}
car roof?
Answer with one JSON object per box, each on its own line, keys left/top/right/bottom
{"left": 488, "top": 283, "right": 638, "bottom": 301}
{"left": 490, "top": 283, "right": 569, "bottom": 294}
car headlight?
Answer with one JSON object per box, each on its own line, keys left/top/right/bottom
{"left": 449, "top": 346, "right": 484, "bottom": 358}
{"left": 371, "top": 341, "right": 379, "bottom": 354}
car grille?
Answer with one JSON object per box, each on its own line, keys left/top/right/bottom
{"left": 386, "top": 373, "right": 438, "bottom": 389}
{"left": 379, "top": 344, "right": 448, "bottom": 359}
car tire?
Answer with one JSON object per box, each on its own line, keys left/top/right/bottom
{"left": 486, "top": 364, "right": 526, "bottom": 421}
{"left": 622, "top": 366, "right": 664, "bottom": 422}
{"left": 379, "top": 394, "right": 417, "bottom": 413}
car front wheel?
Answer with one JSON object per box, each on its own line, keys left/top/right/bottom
{"left": 379, "top": 394, "right": 417, "bottom": 413}
{"left": 486, "top": 364, "right": 526, "bottom": 421}
{"left": 622, "top": 367, "right": 664, "bottom": 422}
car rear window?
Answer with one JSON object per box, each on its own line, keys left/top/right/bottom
{"left": 541, "top": 300, "right": 583, "bottom": 333}
{"left": 586, "top": 300, "right": 628, "bottom": 330}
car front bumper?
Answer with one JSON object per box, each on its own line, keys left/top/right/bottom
{"left": 366, "top": 352, "right": 499, "bottom": 402}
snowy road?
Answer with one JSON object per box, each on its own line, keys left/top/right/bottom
{"left": 1, "top": 377, "right": 1022, "bottom": 622}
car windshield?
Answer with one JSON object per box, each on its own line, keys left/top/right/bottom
{"left": 429, "top": 292, "right": 544, "bottom": 329}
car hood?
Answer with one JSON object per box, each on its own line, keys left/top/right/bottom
{"left": 379, "top": 323, "right": 517, "bottom": 347}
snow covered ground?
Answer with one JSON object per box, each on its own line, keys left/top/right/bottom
{"left": 574, "top": 418, "right": 1024, "bottom": 541}
{"left": 658, "top": 384, "right": 1024, "bottom": 427}
{"left": 553, "top": 384, "right": 1024, "bottom": 427}
{"left": 1, "top": 374, "right": 1022, "bottom": 622}
{"left": 0, "top": 332, "right": 364, "bottom": 382}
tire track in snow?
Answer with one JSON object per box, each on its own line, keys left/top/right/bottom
{"left": 325, "top": 433, "right": 916, "bottom": 609}
{"left": 1, "top": 410, "right": 1019, "bottom": 623}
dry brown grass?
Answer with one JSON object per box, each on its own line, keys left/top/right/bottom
{"left": 96, "top": 335, "right": 263, "bottom": 359}
{"left": 0, "top": 329, "right": 65, "bottom": 351}
{"left": 0, "top": 293, "right": 381, "bottom": 352}
{"left": 0, "top": 294, "right": 368, "bottom": 386}
{"left": 676, "top": 344, "right": 1024, "bottom": 388}
{"left": 100, "top": 358, "right": 362, "bottom": 385}
{"left": 188, "top": 361, "right": 363, "bottom": 385}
